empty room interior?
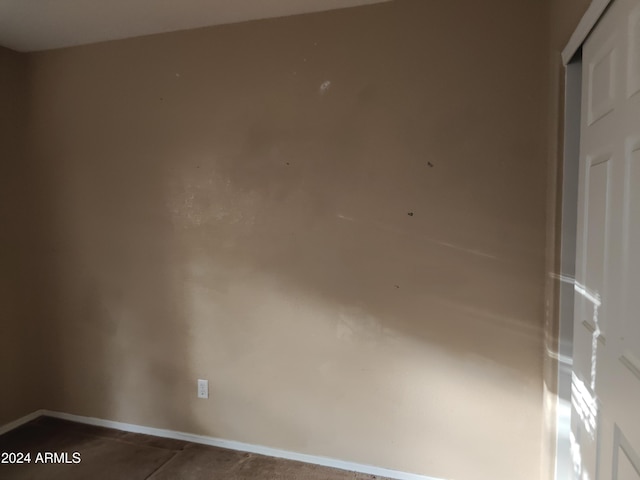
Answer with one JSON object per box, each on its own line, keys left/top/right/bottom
{"left": 2, "top": 0, "right": 639, "bottom": 479}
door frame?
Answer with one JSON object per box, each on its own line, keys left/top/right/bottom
{"left": 563, "top": 0, "right": 614, "bottom": 64}
{"left": 558, "top": 1, "right": 614, "bottom": 479}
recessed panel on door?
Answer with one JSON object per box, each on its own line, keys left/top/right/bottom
{"left": 614, "top": 426, "right": 640, "bottom": 480}
{"left": 583, "top": 158, "right": 611, "bottom": 338}
{"left": 588, "top": 42, "right": 617, "bottom": 125}
{"left": 627, "top": 4, "right": 640, "bottom": 98}
{"left": 620, "top": 146, "right": 640, "bottom": 382}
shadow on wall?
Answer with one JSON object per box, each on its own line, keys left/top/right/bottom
{"left": 27, "top": 57, "right": 199, "bottom": 434}
{"left": 159, "top": 0, "right": 546, "bottom": 374}
{"left": 25, "top": 0, "right": 549, "bottom": 478}
{"left": 0, "top": 47, "right": 45, "bottom": 424}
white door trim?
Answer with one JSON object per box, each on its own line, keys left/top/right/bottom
{"left": 559, "top": 1, "right": 616, "bottom": 478}
{"left": 562, "top": 0, "right": 614, "bottom": 64}
{"left": 556, "top": 58, "right": 583, "bottom": 480}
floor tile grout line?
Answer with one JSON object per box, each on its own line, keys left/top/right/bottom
{"left": 143, "top": 450, "right": 180, "bottom": 480}
{"left": 104, "top": 434, "right": 189, "bottom": 453}
{"left": 17, "top": 411, "right": 440, "bottom": 480}
{"left": 1, "top": 419, "right": 395, "bottom": 480}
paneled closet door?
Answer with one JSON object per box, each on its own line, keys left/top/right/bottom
{"left": 573, "top": 0, "right": 640, "bottom": 478}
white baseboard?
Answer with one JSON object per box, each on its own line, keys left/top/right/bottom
{"left": 0, "top": 409, "right": 46, "bottom": 436}
{"left": 0, "top": 409, "right": 444, "bottom": 480}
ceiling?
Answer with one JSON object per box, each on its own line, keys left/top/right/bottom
{"left": 0, "top": 0, "right": 390, "bottom": 52}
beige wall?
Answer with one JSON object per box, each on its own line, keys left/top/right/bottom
{"left": 22, "top": 1, "right": 549, "bottom": 478}
{"left": 550, "top": 0, "right": 593, "bottom": 50}
{"left": 0, "top": 46, "right": 42, "bottom": 424}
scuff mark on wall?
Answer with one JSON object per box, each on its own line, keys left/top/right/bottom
{"left": 319, "top": 80, "right": 332, "bottom": 95}
{"left": 167, "top": 165, "right": 258, "bottom": 232}
{"left": 336, "top": 306, "right": 388, "bottom": 345}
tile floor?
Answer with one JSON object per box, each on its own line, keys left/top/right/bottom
{"left": 0, "top": 416, "right": 389, "bottom": 479}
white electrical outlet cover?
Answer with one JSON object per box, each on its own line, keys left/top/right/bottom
{"left": 197, "top": 379, "right": 208, "bottom": 399}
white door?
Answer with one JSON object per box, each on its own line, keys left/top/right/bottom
{"left": 572, "top": 0, "right": 640, "bottom": 478}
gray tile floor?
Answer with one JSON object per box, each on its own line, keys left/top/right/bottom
{"left": 0, "top": 417, "right": 389, "bottom": 479}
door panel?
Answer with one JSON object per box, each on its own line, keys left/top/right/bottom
{"left": 613, "top": 426, "right": 640, "bottom": 480}
{"left": 616, "top": 451, "right": 640, "bottom": 480}
{"left": 574, "top": 0, "right": 640, "bottom": 478}
{"left": 620, "top": 146, "right": 640, "bottom": 379}
{"left": 587, "top": 37, "right": 617, "bottom": 126}
{"left": 584, "top": 157, "right": 610, "bottom": 337}
{"left": 626, "top": 5, "right": 640, "bottom": 98}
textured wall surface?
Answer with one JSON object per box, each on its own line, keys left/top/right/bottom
{"left": 22, "top": 1, "right": 549, "bottom": 478}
